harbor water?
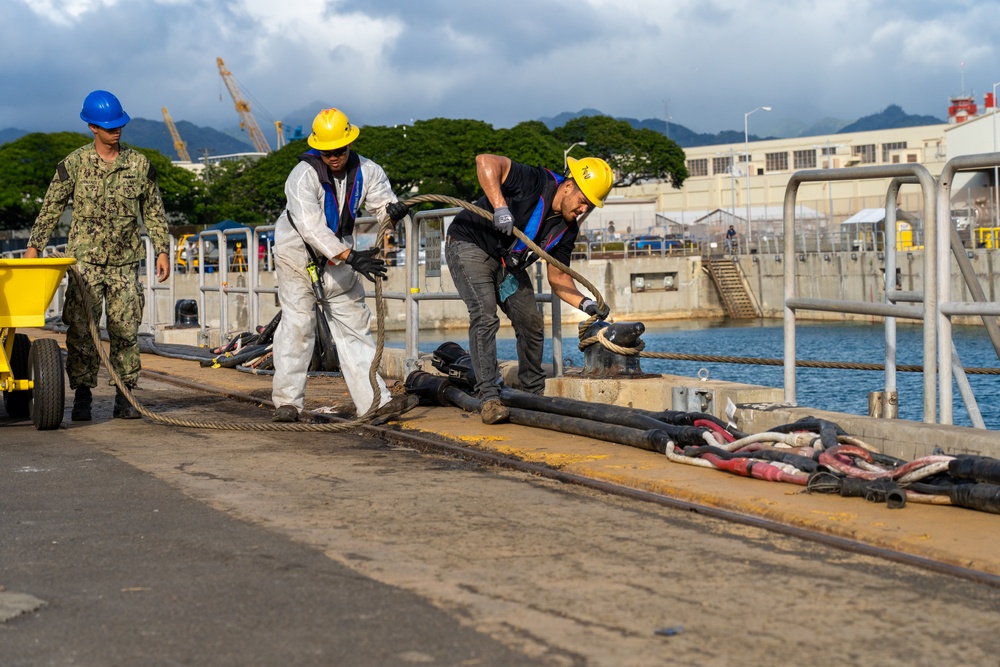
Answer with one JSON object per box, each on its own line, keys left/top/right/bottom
{"left": 397, "top": 319, "right": 1000, "bottom": 430}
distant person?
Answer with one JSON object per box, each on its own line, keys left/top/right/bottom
{"left": 270, "top": 107, "right": 416, "bottom": 423}
{"left": 726, "top": 224, "right": 738, "bottom": 253}
{"left": 607, "top": 221, "right": 616, "bottom": 238}
{"left": 24, "top": 89, "right": 171, "bottom": 422}
{"left": 444, "top": 154, "right": 613, "bottom": 425}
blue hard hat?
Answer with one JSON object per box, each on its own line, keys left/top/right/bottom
{"left": 80, "top": 90, "right": 130, "bottom": 129}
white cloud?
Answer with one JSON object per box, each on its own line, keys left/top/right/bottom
{"left": 4, "top": 0, "right": 1000, "bottom": 135}
{"left": 21, "top": 0, "right": 119, "bottom": 25}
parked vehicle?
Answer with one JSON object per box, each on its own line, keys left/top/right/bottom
{"left": 627, "top": 235, "right": 680, "bottom": 251}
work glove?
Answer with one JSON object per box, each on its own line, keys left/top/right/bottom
{"left": 386, "top": 201, "right": 410, "bottom": 222}
{"left": 493, "top": 206, "right": 515, "bottom": 235}
{"left": 579, "top": 298, "right": 610, "bottom": 320}
{"left": 345, "top": 247, "right": 388, "bottom": 282}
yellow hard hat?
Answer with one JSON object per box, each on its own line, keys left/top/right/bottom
{"left": 567, "top": 156, "right": 614, "bottom": 208}
{"left": 307, "top": 108, "right": 360, "bottom": 150}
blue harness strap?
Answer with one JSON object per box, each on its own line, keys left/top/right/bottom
{"left": 507, "top": 169, "right": 567, "bottom": 264}
{"left": 509, "top": 169, "right": 564, "bottom": 256}
{"left": 300, "top": 149, "right": 364, "bottom": 238}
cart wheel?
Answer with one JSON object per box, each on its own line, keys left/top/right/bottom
{"left": 28, "top": 338, "right": 65, "bottom": 430}
{"left": 2, "top": 333, "right": 32, "bottom": 419}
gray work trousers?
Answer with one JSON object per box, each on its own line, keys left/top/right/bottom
{"left": 445, "top": 238, "right": 546, "bottom": 400}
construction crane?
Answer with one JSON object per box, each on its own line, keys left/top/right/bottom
{"left": 216, "top": 57, "right": 271, "bottom": 153}
{"left": 275, "top": 120, "right": 285, "bottom": 150}
{"left": 161, "top": 107, "right": 192, "bottom": 162}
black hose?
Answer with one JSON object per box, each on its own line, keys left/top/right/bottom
{"left": 409, "top": 373, "right": 672, "bottom": 453}
{"left": 211, "top": 344, "right": 271, "bottom": 369}
{"left": 215, "top": 331, "right": 259, "bottom": 355}
{"left": 768, "top": 416, "right": 847, "bottom": 449}
{"left": 505, "top": 407, "right": 671, "bottom": 454}
{"left": 406, "top": 371, "right": 457, "bottom": 406}
{"left": 806, "top": 470, "right": 844, "bottom": 494}
{"left": 499, "top": 388, "right": 705, "bottom": 444}
{"left": 138, "top": 335, "right": 215, "bottom": 362}
{"left": 837, "top": 477, "right": 906, "bottom": 508}
{"left": 947, "top": 483, "right": 1000, "bottom": 514}
{"left": 255, "top": 311, "right": 282, "bottom": 345}
{"left": 948, "top": 455, "right": 1000, "bottom": 485}
{"left": 201, "top": 342, "right": 269, "bottom": 368}
{"left": 681, "top": 444, "right": 734, "bottom": 459}
{"left": 906, "top": 481, "right": 953, "bottom": 496}
{"left": 442, "top": 385, "right": 482, "bottom": 412}
{"left": 632, "top": 408, "right": 748, "bottom": 440}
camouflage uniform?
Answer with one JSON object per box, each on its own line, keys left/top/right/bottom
{"left": 28, "top": 143, "right": 170, "bottom": 390}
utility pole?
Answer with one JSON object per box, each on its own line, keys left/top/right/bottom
{"left": 744, "top": 106, "right": 772, "bottom": 246}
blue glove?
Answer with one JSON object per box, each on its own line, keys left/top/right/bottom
{"left": 579, "top": 298, "right": 610, "bottom": 320}
{"left": 493, "top": 206, "right": 515, "bottom": 235}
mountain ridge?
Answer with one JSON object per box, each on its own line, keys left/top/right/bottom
{"left": 1, "top": 105, "right": 948, "bottom": 156}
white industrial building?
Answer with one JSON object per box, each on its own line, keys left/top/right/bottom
{"left": 603, "top": 93, "right": 1000, "bottom": 247}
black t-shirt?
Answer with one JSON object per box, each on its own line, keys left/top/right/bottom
{"left": 447, "top": 161, "right": 578, "bottom": 267}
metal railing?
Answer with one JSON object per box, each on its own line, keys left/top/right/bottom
{"left": 935, "top": 154, "right": 1000, "bottom": 427}
{"left": 782, "top": 163, "right": 939, "bottom": 423}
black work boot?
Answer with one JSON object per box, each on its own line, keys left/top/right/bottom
{"left": 113, "top": 388, "right": 141, "bottom": 420}
{"left": 72, "top": 386, "right": 93, "bottom": 422}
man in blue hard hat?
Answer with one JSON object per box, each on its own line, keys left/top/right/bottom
{"left": 24, "top": 90, "right": 172, "bottom": 422}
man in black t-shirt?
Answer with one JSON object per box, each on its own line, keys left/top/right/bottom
{"left": 445, "top": 153, "right": 614, "bottom": 424}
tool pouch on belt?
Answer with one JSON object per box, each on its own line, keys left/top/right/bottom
{"left": 498, "top": 268, "right": 519, "bottom": 303}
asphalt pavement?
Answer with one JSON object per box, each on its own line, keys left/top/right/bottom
{"left": 0, "top": 414, "right": 540, "bottom": 667}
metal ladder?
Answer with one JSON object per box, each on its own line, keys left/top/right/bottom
{"left": 704, "top": 257, "right": 760, "bottom": 319}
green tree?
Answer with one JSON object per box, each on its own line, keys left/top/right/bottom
{"left": 555, "top": 115, "right": 687, "bottom": 188}
{"left": 491, "top": 121, "right": 565, "bottom": 173}
{"left": 131, "top": 146, "right": 205, "bottom": 225}
{"left": 355, "top": 118, "right": 496, "bottom": 201}
{"left": 197, "top": 140, "right": 306, "bottom": 225}
{"left": 0, "top": 132, "right": 210, "bottom": 231}
{"left": 0, "top": 132, "right": 91, "bottom": 230}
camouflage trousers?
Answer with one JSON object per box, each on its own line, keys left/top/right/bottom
{"left": 63, "top": 261, "right": 144, "bottom": 390}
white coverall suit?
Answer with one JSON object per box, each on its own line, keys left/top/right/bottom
{"left": 271, "top": 157, "right": 399, "bottom": 414}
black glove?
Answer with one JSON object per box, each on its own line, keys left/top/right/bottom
{"left": 493, "top": 206, "right": 515, "bottom": 235}
{"left": 386, "top": 201, "right": 410, "bottom": 222}
{"left": 345, "top": 247, "right": 388, "bottom": 282}
{"left": 579, "top": 298, "right": 610, "bottom": 320}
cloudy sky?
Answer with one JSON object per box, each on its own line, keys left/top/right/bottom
{"left": 4, "top": 0, "right": 1000, "bottom": 140}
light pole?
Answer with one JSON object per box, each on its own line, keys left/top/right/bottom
{"left": 993, "top": 82, "right": 999, "bottom": 228}
{"left": 813, "top": 140, "right": 843, "bottom": 230}
{"left": 729, "top": 147, "right": 737, "bottom": 219}
{"left": 744, "top": 106, "right": 772, "bottom": 247}
{"left": 564, "top": 141, "right": 587, "bottom": 172}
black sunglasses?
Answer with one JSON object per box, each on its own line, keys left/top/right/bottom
{"left": 319, "top": 146, "right": 349, "bottom": 158}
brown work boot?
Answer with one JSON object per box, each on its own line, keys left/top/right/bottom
{"left": 72, "top": 386, "right": 93, "bottom": 422}
{"left": 272, "top": 405, "right": 299, "bottom": 423}
{"left": 113, "top": 388, "right": 141, "bottom": 420}
{"left": 480, "top": 398, "right": 509, "bottom": 425}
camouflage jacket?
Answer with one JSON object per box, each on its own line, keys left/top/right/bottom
{"left": 29, "top": 143, "right": 171, "bottom": 265}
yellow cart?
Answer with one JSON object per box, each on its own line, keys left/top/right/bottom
{"left": 0, "top": 257, "right": 76, "bottom": 430}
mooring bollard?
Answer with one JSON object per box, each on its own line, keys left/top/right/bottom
{"left": 581, "top": 320, "right": 651, "bottom": 377}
